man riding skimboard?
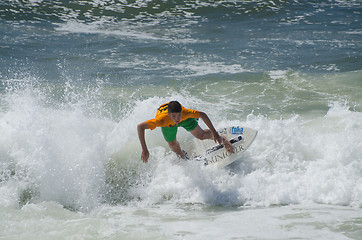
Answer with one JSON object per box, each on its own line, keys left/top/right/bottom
{"left": 137, "top": 101, "right": 233, "bottom": 162}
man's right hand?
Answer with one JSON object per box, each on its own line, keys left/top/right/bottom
{"left": 138, "top": 121, "right": 150, "bottom": 163}
{"left": 141, "top": 149, "right": 149, "bottom": 163}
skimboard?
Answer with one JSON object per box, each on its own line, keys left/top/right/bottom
{"left": 187, "top": 126, "right": 257, "bottom": 168}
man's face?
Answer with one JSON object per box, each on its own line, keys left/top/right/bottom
{"left": 168, "top": 112, "right": 182, "bottom": 124}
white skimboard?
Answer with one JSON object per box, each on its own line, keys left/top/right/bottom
{"left": 189, "top": 126, "right": 257, "bottom": 168}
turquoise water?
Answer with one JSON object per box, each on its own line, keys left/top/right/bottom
{"left": 1, "top": 1, "right": 361, "bottom": 239}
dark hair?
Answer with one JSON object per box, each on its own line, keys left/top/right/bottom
{"left": 168, "top": 101, "right": 182, "bottom": 113}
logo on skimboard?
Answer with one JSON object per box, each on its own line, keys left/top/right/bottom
{"left": 231, "top": 126, "right": 243, "bottom": 135}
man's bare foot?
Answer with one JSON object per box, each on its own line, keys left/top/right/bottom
{"left": 221, "top": 135, "right": 234, "bottom": 154}
{"left": 177, "top": 150, "right": 189, "bottom": 160}
{"left": 181, "top": 150, "right": 189, "bottom": 160}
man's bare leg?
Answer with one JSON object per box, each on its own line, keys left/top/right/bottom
{"left": 190, "top": 125, "right": 212, "bottom": 140}
{"left": 168, "top": 139, "right": 186, "bottom": 159}
{"left": 191, "top": 125, "right": 234, "bottom": 153}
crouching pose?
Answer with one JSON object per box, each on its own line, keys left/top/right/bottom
{"left": 137, "top": 101, "right": 233, "bottom": 163}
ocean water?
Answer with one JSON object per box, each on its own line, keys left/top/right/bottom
{"left": 0, "top": 0, "right": 361, "bottom": 239}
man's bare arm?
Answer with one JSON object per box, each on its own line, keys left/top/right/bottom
{"left": 137, "top": 122, "right": 150, "bottom": 163}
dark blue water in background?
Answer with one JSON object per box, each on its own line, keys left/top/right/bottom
{"left": 1, "top": 0, "right": 361, "bottom": 86}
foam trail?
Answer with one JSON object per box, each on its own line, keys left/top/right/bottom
{"left": 1, "top": 81, "right": 361, "bottom": 210}
{"left": 0, "top": 84, "right": 114, "bottom": 210}
{"left": 127, "top": 102, "right": 362, "bottom": 208}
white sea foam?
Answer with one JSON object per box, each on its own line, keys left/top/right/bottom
{"left": 55, "top": 14, "right": 204, "bottom": 44}
{"left": 0, "top": 81, "right": 361, "bottom": 211}
{"left": 1, "top": 0, "right": 361, "bottom": 238}
{"left": 0, "top": 75, "right": 361, "bottom": 240}
{"left": 127, "top": 101, "right": 362, "bottom": 208}
{"left": 172, "top": 61, "right": 247, "bottom": 76}
{"left": 1, "top": 201, "right": 361, "bottom": 240}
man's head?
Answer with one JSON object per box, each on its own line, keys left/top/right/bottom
{"left": 168, "top": 101, "right": 182, "bottom": 124}
{"left": 168, "top": 101, "right": 182, "bottom": 113}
